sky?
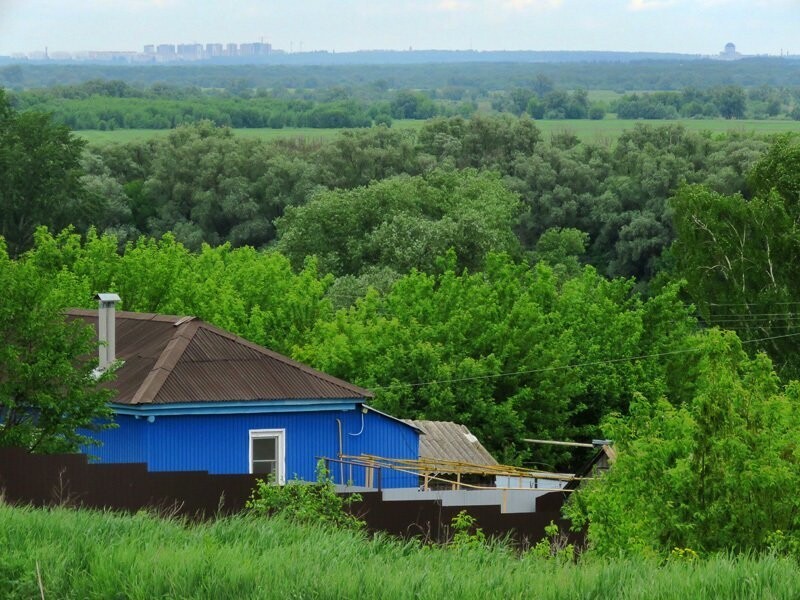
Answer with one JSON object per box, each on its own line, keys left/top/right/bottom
{"left": 0, "top": 0, "right": 798, "bottom": 56}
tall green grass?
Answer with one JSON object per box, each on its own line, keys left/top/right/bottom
{"left": 1, "top": 504, "right": 798, "bottom": 599}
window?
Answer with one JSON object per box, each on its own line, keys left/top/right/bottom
{"left": 249, "top": 429, "right": 285, "bottom": 484}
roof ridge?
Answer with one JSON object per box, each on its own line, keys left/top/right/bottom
{"left": 66, "top": 308, "right": 184, "bottom": 323}
{"left": 195, "top": 322, "right": 373, "bottom": 399}
{"left": 130, "top": 319, "right": 202, "bottom": 404}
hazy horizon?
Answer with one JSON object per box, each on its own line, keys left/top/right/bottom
{"left": 1, "top": 0, "right": 798, "bottom": 57}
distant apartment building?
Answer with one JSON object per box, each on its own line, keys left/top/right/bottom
{"left": 156, "top": 44, "right": 176, "bottom": 57}
{"left": 12, "top": 39, "right": 275, "bottom": 63}
{"left": 206, "top": 43, "right": 223, "bottom": 57}
{"left": 239, "top": 42, "right": 271, "bottom": 56}
{"left": 177, "top": 43, "right": 203, "bottom": 60}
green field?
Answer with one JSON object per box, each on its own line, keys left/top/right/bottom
{"left": 585, "top": 89, "right": 627, "bottom": 103}
{"left": 76, "top": 119, "right": 426, "bottom": 145}
{"left": 75, "top": 117, "right": 800, "bottom": 146}
{"left": 536, "top": 118, "right": 800, "bottom": 144}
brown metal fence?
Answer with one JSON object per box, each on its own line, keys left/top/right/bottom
{"left": 0, "top": 448, "right": 578, "bottom": 546}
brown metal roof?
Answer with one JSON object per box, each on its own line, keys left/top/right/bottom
{"left": 67, "top": 309, "right": 372, "bottom": 405}
{"left": 402, "top": 419, "right": 498, "bottom": 466}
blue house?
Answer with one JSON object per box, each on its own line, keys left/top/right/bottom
{"left": 70, "top": 298, "right": 419, "bottom": 488}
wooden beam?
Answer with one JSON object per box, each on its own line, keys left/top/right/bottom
{"left": 522, "top": 439, "right": 594, "bottom": 448}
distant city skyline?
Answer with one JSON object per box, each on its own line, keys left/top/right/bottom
{"left": 1, "top": 0, "right": 798, "bottom": 57}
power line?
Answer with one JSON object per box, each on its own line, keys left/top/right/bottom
{"left": 368, "top": 331, "right": 800, "bottom": 392}
{"left": 708, "top": 302, "right": 800, "bottom": 307}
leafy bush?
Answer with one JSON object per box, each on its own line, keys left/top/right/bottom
{"left": 246, "top": 460, "right": 364, "bottom": 531}
{"left": 449, "top": 510, "right": 487, "bottom": 549}
{"left": 565, "top": 330, "right": 800, "bottom": 557}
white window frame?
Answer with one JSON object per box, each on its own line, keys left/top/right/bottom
{"left": 249, "top": 428, "right": 286, "bottom": 484}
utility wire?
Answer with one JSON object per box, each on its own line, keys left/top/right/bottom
{"left": 368, "top": 331, "right": 800, "bottom": 392}
{"left": 708, "top": 302, "right": 800, "bottom": 307}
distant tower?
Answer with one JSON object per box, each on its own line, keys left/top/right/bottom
{"left": 720, "top": 42, "right": 740, "bottom": 60}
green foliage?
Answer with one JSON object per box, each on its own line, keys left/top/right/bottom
{"left": 0, "top": 241, "right": 115, "bottom": 452}
{"left": 11, "top": 88, "right": 376, "bottom": 130}
{"left": 747, "top": 133, "right": 800, "bottom": 203}
{"left": 566, "top": 330, "right": 800, "bottom": 557}
{"left": 13, "top": 230, "right": 696, "bottom": 468}
{"left": 49, "top": 116, "right": 775, "bottom": 284}
{"left": 669, "top": 137, "right": 800, "bottom": 378}
{"left": 22, "top": 227, "right": 333, "bottom": 355}
{"left": 296, "top": 253, "right": 696, "bottom": 466}
{"left": 528, "top": 521, "right": 575, "bottom": 563}
{"left": 246, "top": 460, "right": 364, "bottom": 531}
{"left": 0, "top": 89, "right": 92, "bottom": 256}
{"left": 276, "top": 169, "right": 523, "bottom": 276}
{"left": 449, "top": 510, "right": 487, "bottom": 549}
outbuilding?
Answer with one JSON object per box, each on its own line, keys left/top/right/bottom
{"left": 69, "top": 296, "right": 419, "bottom": 488}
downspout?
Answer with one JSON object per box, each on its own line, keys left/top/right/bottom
{"left": 336, "top": 418, "right": 344, "bottom": 485}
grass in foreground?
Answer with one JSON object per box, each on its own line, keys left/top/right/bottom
{"left": 1, "top": 504, "right": 798, "bottom": 599}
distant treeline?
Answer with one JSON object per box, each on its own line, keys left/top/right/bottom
{"left": 7, "top": 81, "right": 465, "bottom": 129}
{"left": 613, "top": 86, "right": 800, "bottom": 120}
{"left": 8, "top": 76, "right": 800, "bottom": 132}
{"left": 492, "top": 84, "right": 800, "bottom": 121}
{"left": 3, "top": 57, "right": 800, "bottom": 94}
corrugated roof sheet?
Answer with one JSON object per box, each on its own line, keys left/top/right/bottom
{"left": 67, "top": 309, "right": 372, "bottom": 405}
{"left": 402, "top": 419, "right": 498, "bottom": 466}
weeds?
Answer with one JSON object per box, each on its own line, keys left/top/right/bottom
{"left": 2, "top": 504, "right": 800, "bottom": 599}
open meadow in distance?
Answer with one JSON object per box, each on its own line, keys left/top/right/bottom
{"left": 75, "top": 117, "right": 800, "bottom": 146}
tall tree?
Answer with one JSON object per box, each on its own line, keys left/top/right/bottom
{"left": 0, "top": 89, "right": 92, "bottom": 256}
{"left": 0, "top": 241, "right": 115, "bottom": 452}
{"left": 566, "top": 330, "right": 800, "bottom": 556}
{"left": 670, "top": 138, "right": 800, "bottom": 378}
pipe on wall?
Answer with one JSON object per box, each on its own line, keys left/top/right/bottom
{"left": 335, "top": 418, "right": 344, "bottom": 484}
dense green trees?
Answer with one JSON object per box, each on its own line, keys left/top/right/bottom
{"left": 567, "top": 330, "right": 800, "bottom": 556}
{"left": 11, "top": 73, "right": 798, "bottom": 131}
{"left": 276, "top": 169, "right": 522, "bottom": 276}
{"left": 669, "top": 136, "right": 800, "bottom": 379}
{"left": 14, "top": 228, "right": 695, "bottom": 467}
{"left": 2, "top": 115, "right": 754, "bottom": 281}
{"left": 0, "top": 90, "right": 94, "bottom": 256}
{"left": 0, "top": 87, "right": 780, "bottom": 279}
{"left": 0, "top": 240, "right": 114, "bottom": 452}
{"left": 613, "top": 86, "right": 765, "bottom": 120}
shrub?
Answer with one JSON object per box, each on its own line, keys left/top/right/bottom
{"left": 246, "top": 460, "right": 364, "bottom": 531}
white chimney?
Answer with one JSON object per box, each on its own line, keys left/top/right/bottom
{"left": 95, "top": 293, "right": 121, "bottom": 370}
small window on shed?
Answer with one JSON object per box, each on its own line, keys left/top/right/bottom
{"left": 249, "top": 429, "right": 285, "bottom": 484}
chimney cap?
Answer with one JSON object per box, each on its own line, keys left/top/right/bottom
{"left": 95, "top": 293, "right": 121, "bottom": 303}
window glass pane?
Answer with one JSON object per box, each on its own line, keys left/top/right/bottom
{"left": 253, "top": 460, "right": 275, "bottom": 475}
{"left": 253, "top": 437, "right": 276, "bottom": 461}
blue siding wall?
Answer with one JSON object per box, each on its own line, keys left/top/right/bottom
{"left": 82, "top": 415, "right": 145, "bottom": 463}
{"left": 85, "top": 408, "right": 418, "bottom": 488}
